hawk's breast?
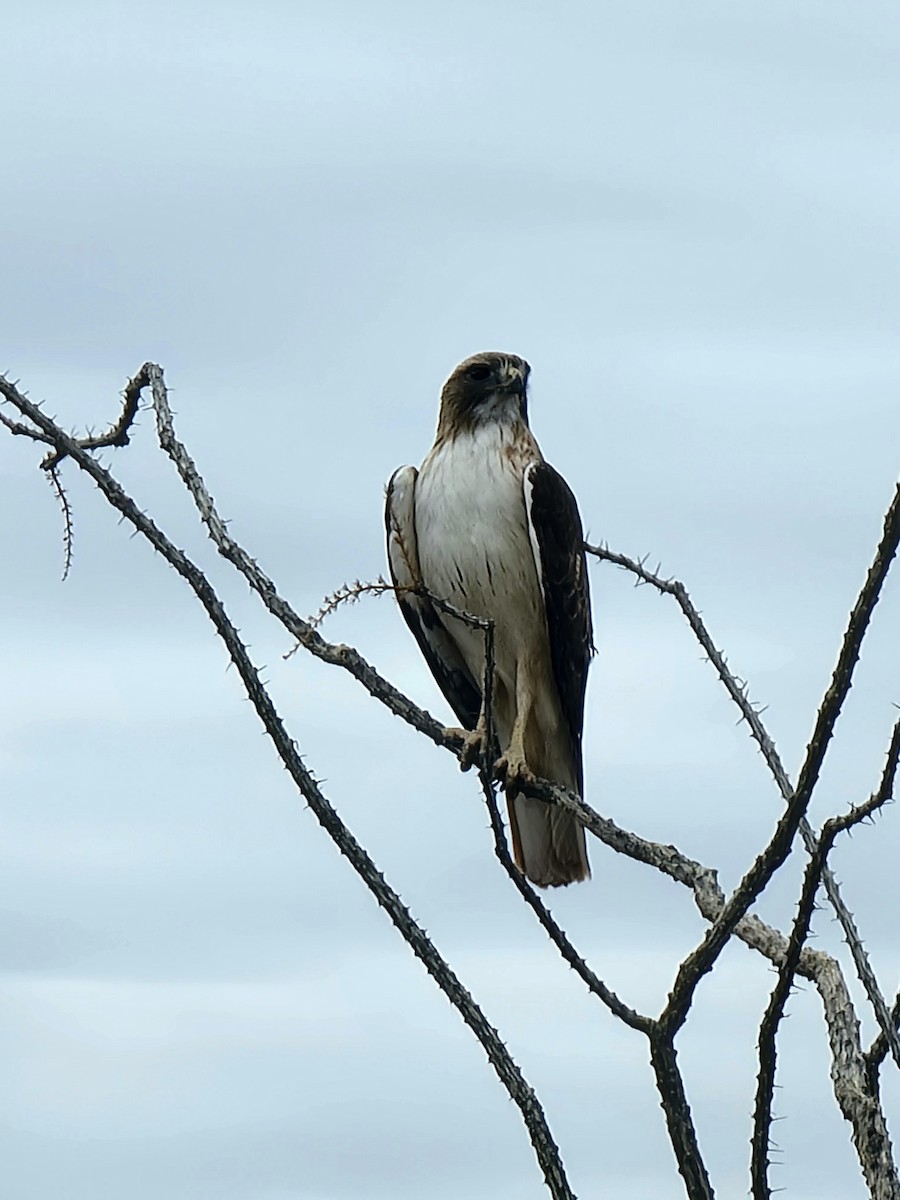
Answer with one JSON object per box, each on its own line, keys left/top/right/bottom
{"left": 414, "top": 423, "right": 546, "bottom": 685}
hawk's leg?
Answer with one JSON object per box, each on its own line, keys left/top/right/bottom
{"left": 495, "top": 659, "right": 537, "bottom": 789}
{"left": 454, "top": 657, "right": 502, "bottom": 773}
{"left": 448, "top": 706, "right": 490, "bottom": 773}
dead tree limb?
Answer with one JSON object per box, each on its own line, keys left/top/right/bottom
{"left": 4, "top": 362, "right": 900, "bottom": 1198}
{"left": 585, "top": 542, "right": 900, "bottom": 1077}
{"left": 752, "top": 719, "right": 900, "bottom": 1200}
{"left": 0, "top": 368, "right": 577, "bottom": 1200}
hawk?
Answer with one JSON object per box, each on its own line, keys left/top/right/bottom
{"left": 385, "top": 352, "right": 592, "bottom": 887}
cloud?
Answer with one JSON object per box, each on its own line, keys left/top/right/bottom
{"left": 3, "top": 1, "right": 899, "bottom": 1196}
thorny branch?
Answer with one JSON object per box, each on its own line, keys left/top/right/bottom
{"left": 258, "top": 480, "right": 900, "bottom": 1189}
{"left": 307, "top": 575, "right": 396, "bottom": 630}
{"left": 751, "top": 718, "right": 900, "bottom": 1200}
{"left": 0, "top": 369, "right": 576, "bottom": 1200}
{"left": 869, "top": 991, "right": 900, "bottom": 1092}
{"left": 418, "top": 575, "right": 658, "bottom": 1036}
{"left": 585, "top": 542, "right": 900, "bottom": 1075}
{"left": 41, "top": 362, "right": 149, "bottom": 469}
{"left": 0, "top": 408, "right": 76, "bottom": 577}
{"left": 4, "top": 363, "right": 900, "bottom": 1198}
{"left": 0, "top": 408, "right": 55, "bottom": 444}
{"left": 650, "top": 1037, "right": 715, "bottom": 1200}
{"left": 308, "top": 561, "right": 656, "bottom": 1034}
{"left": 473, "top": 602, "right": 653, "bottom": 1034}
{"left": 146, "top": 369, "right": 900, "bottom": 1196}
{"left": 478, "top": 775, "right": 653, "bottom": 1032}
{"left": 586, "top": 537, "right": 900, "bottom": 1197}
{"left": 46, "top": 465, "right": 74, "bottom": 580}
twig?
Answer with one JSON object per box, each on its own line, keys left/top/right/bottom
{"left": 478, "top": 775, "right": 651, "bottom": 1033}
{"left": 46, "top": 464, "right": 74, "bottom": 580}
{"left": 0, "top": 369, "right": 577, "bottom": 1200}
{"left": 584, "top": 545, "right": 795, "bottom": 797}
{"left": 2, "top": 366, "right": 146, "bottom": 576}
{"left": 0, "top": 408, "right": 56, "bottom": 444}
{"left": 751, "top": 719, "right": 900, "bottom": 1200}
{"left": 306, "top": 575, "right": 395, "bottom": 630}
{"left": 40, "top": 362, "right": 148, "bottom": 469}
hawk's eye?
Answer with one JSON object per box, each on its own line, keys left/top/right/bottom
{"left": 466, "top": 363, "right": 492, "bottom": 382}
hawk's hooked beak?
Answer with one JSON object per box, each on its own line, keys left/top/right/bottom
{"left": 501, "top": 364, "right": 529, "bottom": 398}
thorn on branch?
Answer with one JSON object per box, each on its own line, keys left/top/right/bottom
{"left": 306, "top": 575, "right": 396, "bottom": 630}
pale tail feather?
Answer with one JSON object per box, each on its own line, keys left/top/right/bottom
{"left": 507, "top": 791, "right": 590, "bottom": 888}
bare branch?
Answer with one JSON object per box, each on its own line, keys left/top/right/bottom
{"left": 304, "top": 544, "right": 900, "bottom": 1195}
{"left": 471, "top": 586, "right": 701, "bottom": 1182}
{"left": 817, "top": 860, "right": 900, "bottom": 1075}
{"left": 479, "top": 775, "right": 652, "bottom": 1033}
{"left": 41, "top": 362, "right": 148, "bottom": 469}
{"left": 820, "top": 961, "right": 900, "bottom": 1200}
{"left": 143, "top": 366, "right": 900, "bottom": 1190}
{"left": 0, "top": 408, "right": 56, "bottom": 444}
{"left": 418, "top": 574, "right": 651, "bottom": 1035}
{"left": 0, "top": 369, "right": 578, "bottom": 1200}
{"left": 752, "top": 719, "right": 900, "bottom": 1200}
{"left": 587, "top": 542, "right": 900, "bottom": 1072}
{"left": 584, "top": 544, "right": 793, "bottom": 795}
{"left": 6, "top": 365, "right": 898, "bottom": 1194}
{"left": 142, "top": 364, "right": 900, "bottom": 1184}
{"left": 306, "top": 575, "right": 395, "bottom": 630}
{"left": 868, "top": 991, "right": 900, "bottom": 1090}
{"left": 658, "top": 484, "right": 900, "bottom": 1037}
{"left": 650, "top": 1037, "right": 715, "bottom": 1200}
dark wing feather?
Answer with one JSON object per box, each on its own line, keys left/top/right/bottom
{"left": 385, "top": 466, "right": 482, "bottom": 730}
{"left": 525, "top": 461, "right": 593, "bottom": 792}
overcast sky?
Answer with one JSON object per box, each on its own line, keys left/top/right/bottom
{"left": 3, "top": 2, "right": 900, "bottom": 1197}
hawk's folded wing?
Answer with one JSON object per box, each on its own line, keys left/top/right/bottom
{"left": 385, "top": 466, "right": 482, "bottom": 730}
{"left": 523, "top": 461, "right": 594, "bottom": 795}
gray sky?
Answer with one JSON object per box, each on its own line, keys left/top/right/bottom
{"left": 3, "top": 1, "right": 900, "bottom": 1196}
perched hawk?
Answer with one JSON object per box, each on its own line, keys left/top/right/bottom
{"left": 385, "top": 352, "right": 592, "bottom": 887}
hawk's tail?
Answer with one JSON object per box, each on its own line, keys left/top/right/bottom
{"left": 507, "top": 791, "right": 590, "bottom": 887}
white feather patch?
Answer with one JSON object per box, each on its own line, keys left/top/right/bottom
{"left": 413, "top": 424, "right": 545, "bottom": 700}
{"left": 386, "top": 465, "right": 420, "bottom": 591}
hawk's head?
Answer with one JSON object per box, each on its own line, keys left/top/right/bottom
{"left": 438, "top": 352, "right": 531, "bottom": 436}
